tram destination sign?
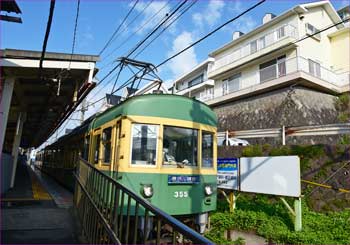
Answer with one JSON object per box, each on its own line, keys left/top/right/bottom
{"left": 168, "top": 175, "right": 200, "bottom": 184}
{"left": 217, "top": 158, "right": 239, "bottom": 190}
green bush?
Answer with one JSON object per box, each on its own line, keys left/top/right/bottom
{"left": 242, "top": 145, "right": 263, "bottom": 157}
{"left": 207, "top": 196, "right": 350, "bottom": 244}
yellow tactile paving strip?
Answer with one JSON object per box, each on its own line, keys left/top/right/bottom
{"left": 29, "top": 170, "right": 52, "bottom": 200}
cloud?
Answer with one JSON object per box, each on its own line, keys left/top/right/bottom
{"left": 192, "top": 0, "right": 225, "bottom": 28}
{"left": 166, "top": 31, "right": 198, "bottom": 78}
{"left": 132, "top": 1, "right": 172, "bottom": 35}
{"left": 222, "top": 1, "right": 257, "bottom": 34}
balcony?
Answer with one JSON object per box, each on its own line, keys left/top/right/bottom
{"left": 208, "top": 24, "right": 298, "bottom": 79}
{"left": 175, "top": 79, "right": 214, "bottom": 96}
{"left": 207, "top": 56, "right": 350, "bottom": 105}
{"left": 197, "top": 93, "right": 214, "bottom": 102}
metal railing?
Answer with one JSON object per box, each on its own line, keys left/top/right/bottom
{"left": 209, "top": 56, "right": 350, "bottom": 101}
{"left": 218, "top": 123, "right": 350, "bottom": 144}
{"left": 211, "top": 23, "right": 297, "bottom": 72}
{"left": 74, "top": 158, "right": 212, "bottom": 245}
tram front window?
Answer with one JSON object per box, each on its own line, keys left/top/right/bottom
{"left": 131, "top": 124, "right": 158, "bottom": 165}
{"left": 163, "top": 126, "right": 198, "bottom": 167}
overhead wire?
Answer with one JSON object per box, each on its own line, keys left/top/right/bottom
{"left": 68, "top": 0, "right": 80, "bottom": 70}
{"left": 98, "top": 0, "right": 139, "bottom": 56}
{"left": 39, "top": 0, "right": 56, "bottom": 77}
{"left": 125, "top": 1, "right": 187, "bottom": 58}
{"left": 89, "top": 0, "right": 186, "bottom": 98}
{"left": 108, "top": 0, "right": 154, "bottom": 48}
{"left": 99, "top": 0, "right": 171, "bottom": 69}
{"left": 84, "top": 0, "right": 268, "bottom": 108}
{"left": 101, "top": 2, "right": 350, "bottom": 108}
{"left": 133, "top": 0, "right": 198, "bottom": 59}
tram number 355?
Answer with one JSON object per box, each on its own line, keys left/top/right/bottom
{"left": 174, "top": 191, "right": 188, "bottom": 198}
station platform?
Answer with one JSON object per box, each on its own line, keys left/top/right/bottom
{"left": 1, "top": 159, "right": 81, "bottom": 244}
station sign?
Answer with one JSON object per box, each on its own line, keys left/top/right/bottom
{"left": 168, "top": 175, "right": 200, "bottom": 184}
{"left": 217, "top": 158, "right": 239, "bottom": 190}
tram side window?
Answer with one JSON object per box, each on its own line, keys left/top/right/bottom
{"left": 94, "top": 135, "right": 101, "bottom": 164}
{"left": 163, "top": 126, "right": 198, "bottom": 167}
{"left": 103, "top": 127, "right": 112, "bottom": 164}
{"left": 83, "top": 135, "right": 90, "bottom": 161}
{"left": 131, "top": 124, "right": 158, "bottom": 165}
{"left": 202, "top": 131, "right": 214, "bottom": 167}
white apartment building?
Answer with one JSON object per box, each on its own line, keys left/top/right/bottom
{"left": 172, "top": 58, "right": 215, "bottom": 102}
{"left": 173, "top": 1, "right": 350, "bottom": 107}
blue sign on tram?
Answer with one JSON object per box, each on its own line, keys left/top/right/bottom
{"left": 168, "top": 175, "right": 200, "bottom": 184}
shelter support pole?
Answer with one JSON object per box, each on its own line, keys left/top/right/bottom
{"left": 0, "top": 77, "right": 15, "bottom": 158}
{"left": 10, "top": 112, "right": 26, "bottom": 188}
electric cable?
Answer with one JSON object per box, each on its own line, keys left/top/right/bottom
{"left": 99, "top": 0, "right": 171, "bottom": 69}
{"left": 98, "top": 0, "right": 139, "bottom": 56}
{"left": 133, "top": 0, "right": 198, "bottom": 59}
{"left": 39, "top": 0, "right": 56, "bottom": 77}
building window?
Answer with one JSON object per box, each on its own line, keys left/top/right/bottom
{"left": 308, "top": 59, "right": 321, "bottom": 77}
{"left": 305, "top": 23, "right": 321, "bottom": 40}
{"left": 259, "top": 36, "right": 266, "bottom": 49}
{"left": 163, "top": 126, "right": 198, "bottom": 167}
{"left": 277, "top": 56, "right": 286, "bottom": 77}
{"left": 222, "top": 80, "right": 228, "bottom": 95}
{"left": 250, "top": 40, "right": 257, "bottom": 54}
{"left": 131, "top": 124, "right": 158, "bottom": 165}
{"left": 259, "top": 55, "right": 286, "bottom": 82}
{"left": 188, "top": 74, "right": 204, "bottom": 88}
{"left": 102, "top": 127, "right": 112, "bottom": 164}
{"left": 223, "top": 73, "right": 241, "bottom": 94}
{"left": 277, "top": 26, "right": 285, "bottom": 39}
{"left": 202, "top": 131, "right": 213, "bottom": 168}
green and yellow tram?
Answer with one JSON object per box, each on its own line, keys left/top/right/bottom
{"left": 36, "top": 94, "right": 217, "bottom": 232}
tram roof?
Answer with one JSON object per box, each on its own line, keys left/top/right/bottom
{"left": 89, "top": 94, "right": 217, "bottom": 129}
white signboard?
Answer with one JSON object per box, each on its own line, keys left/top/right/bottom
{"left": 240, "top": 156, "right": 300, "bottom": 197}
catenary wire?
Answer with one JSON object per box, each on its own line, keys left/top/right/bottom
{"left": 99, "top": 0, "right": 171, "bottom": 69}
{"left": 98, "top": 0, "right": 139, "bottom": 56}
{"left": 133, "top": 0, "right": 198, "bottom": 59}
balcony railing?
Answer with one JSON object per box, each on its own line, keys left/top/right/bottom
{"left": 209, "top": 56, "right": 349, "bottom": 101}
{"left": 198, "top": 94, "right": 214, "bottom": 102}
{"left": 210, "top": 24, "right": 298, "bottom": 72}
{"left": 259, "top": 56, "right": 348, "bottom": 86}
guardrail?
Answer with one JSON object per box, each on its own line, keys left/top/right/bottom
{"left": 218, "top": 123, "right": 350, "bottom": 144}
{"left": 73, "top": 158, "right": 212, "bottom": 244}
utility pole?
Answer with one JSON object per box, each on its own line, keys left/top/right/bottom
{"left": 80, "top": 99, "right": 87, "bottom": 124}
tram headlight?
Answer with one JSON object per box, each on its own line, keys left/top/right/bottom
{"left": 204, "top": 185, "right": 213, "bottom": 196}
{"left": 141, "top": 184, "right": 153, "bottom": 198}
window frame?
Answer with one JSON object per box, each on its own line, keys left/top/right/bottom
{"left": 102, "top": 127, "right": 113, "bottom": 165}
{"left": 92, "top": 130, "right": 101, "bottom": 165}
{"left": 201, "top": 130, "right": 214, "bottom": 168}
{"left": 162, "top": 125, "right": 199, "bottom": 168}
{"left": 129, "top": 123, "right": 159, "bottom": 168}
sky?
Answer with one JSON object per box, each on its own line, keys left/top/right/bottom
{"left": 1, "top": 0, "right": 348, "bottom": 147}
